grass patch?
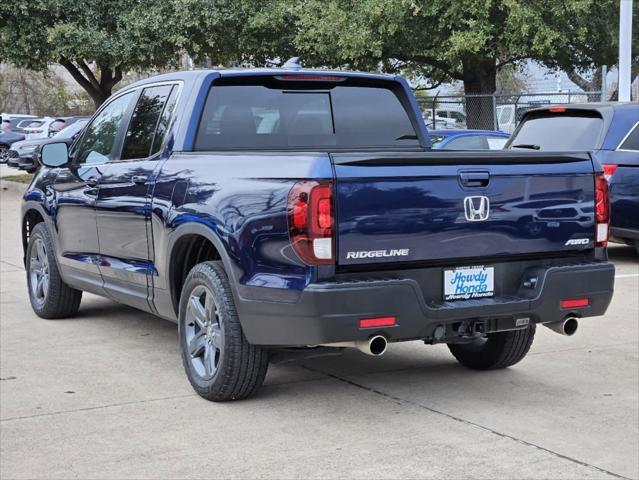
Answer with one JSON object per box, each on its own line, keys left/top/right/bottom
{"left": 1, "top": 173, "right": 34, "bottom": 184}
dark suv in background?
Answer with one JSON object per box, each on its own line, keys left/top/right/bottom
{"left": 507, "top": 103, "right": 639, "bottom": 252}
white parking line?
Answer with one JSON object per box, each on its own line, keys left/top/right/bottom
{"left": 615, "top": 273, "right": 639, "bottom": 279}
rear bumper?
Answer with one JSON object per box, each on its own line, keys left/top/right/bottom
{"left": 238, "top": 260, "right": 615, "bottom": 346}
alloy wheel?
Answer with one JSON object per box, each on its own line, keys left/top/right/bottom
{"left": 185, "top": 285, "right": 223, "bottom": 380}
{"left": 29, "top": 238, "right": 50, "bottom": 305}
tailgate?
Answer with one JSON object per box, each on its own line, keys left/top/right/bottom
{"left": 332, "top": 151, "right": 596, "bottom": 265}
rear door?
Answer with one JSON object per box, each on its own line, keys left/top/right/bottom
{"left": 96, "top": 83, "right": 179, "bottom": 311}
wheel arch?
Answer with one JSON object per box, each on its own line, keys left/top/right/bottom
{"left": 166, "top": 222, "right": 239, "bottom": 317}
{"left": 22, "top": 205, "right": 47, "bottom": 265}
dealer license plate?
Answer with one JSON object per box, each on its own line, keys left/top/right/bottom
{"left": 444, "top": 266, "right": 494, "bottom": 301}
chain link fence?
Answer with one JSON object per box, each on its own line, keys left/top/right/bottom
{"left": 416, "top": 91, "right": 606, "bottom": 132}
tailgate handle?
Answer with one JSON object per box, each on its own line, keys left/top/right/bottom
{"left": 459, "top": 171, "right": 490, "bottom": 187}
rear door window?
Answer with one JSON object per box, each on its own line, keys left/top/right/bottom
{"left": 122, "top": 85, "right": 174, "bottom": 160}
{"left": 195, "top": 77, "right": 418, "bottom": 150}
{"left": 151, "top": 86, "right": 180, "bottom": 155}
{"left": 508, "top": 111, "right": 604, "bottom": 151}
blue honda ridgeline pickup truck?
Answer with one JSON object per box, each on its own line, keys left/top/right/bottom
{"left": 23, "top": 65, "right": 615, "bottom": 401}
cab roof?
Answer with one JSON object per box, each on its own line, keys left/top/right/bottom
{"left": 124, "top": 68, "right": 397, "bottom": 90}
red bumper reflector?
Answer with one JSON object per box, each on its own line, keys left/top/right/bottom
{"left": 359, "top": 316, "right": 397, "bottom": 328}
{"left": 561, "top": 298, "right": 589, "bottom": 309}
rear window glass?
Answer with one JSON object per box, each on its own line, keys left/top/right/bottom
{"left": 444, "top": 135, "right": 486, "bottom": 150}
{"left": 487, "top": 136, "right": 508, "bottom": 149}
{"left": 195, "top": 78, "right": 418, "bottom": 150}
{"left": 429, "top": 134, "right": 445, "bottom": 146}
{"left": 508, "top": 111, "right": 604, "bottom": 151}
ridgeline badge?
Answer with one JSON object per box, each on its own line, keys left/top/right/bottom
{"left": 346, "top": 249, "right": 410, "bottom": 260}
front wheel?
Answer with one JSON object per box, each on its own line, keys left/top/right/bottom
{"left": 26, "top": 223, "right": 82, "bottom": 318}
{"left": 447, "top": 324, "right": 536, "bottom": 370}
{"left": 0, "top": 145, "right": 9, "bottom": 164}
{"left": 178, "top": 261, "right": 269, "bottom": 401}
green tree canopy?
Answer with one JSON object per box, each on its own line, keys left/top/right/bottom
{"left": 2, "top": 0, "right": 635, "bottom": 119}
{"left": 0, "top": 0, "right": 255, "bottom": 108}
{"left": 271, "top": 0, "right": 636, "bottom": 127}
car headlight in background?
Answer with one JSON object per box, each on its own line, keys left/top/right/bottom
{"left": 19, "top": 145, "right": 37, "bottom": 153}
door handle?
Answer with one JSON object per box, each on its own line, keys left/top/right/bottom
{"left": 132, "top": 175, "right": 148, "bottom": 185}
{"left": 459, "top": 171, "right": 490, "bottom": 188}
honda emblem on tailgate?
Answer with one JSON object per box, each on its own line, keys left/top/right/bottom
{"left": 464, "top": 196, "right": 490, "bottom": 221}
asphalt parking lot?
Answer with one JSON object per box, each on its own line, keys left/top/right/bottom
{"left": 1, "top": 179, "right": 638, "bottom": 480}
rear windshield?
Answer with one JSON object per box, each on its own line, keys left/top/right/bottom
{"left": 194, "top": 77, "right": 419, "bottom": 150}
{"left": 508, "top": 110, "right": 604, "bottom": 151}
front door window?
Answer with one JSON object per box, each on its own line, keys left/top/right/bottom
{"left": 74, "top": 92, "right": 135, "bottom": 165}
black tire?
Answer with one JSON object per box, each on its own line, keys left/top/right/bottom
{"left": 447, "top": 324, "right": 536, "bottom": 370}
{"left": 635, "top": 240, "right": 639, "bottom": 255}
{"left": 178, "top": 261, "right": 269, "bottom": 401}
{"left": 26, "top": 223, "right": 82, "bottom": 319}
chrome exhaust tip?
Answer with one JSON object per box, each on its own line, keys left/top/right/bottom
{"left": 545, "top": 317, "right": 579, "bottom": 336}
{"left": 317, "top": 335, "right": 388, "bottom": 356}
{"left": 368, "top": 335, "right": 388, "bottom": 356}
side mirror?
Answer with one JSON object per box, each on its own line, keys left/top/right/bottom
{"left": 39, "top": 142, "right": 69, "bottom": 168}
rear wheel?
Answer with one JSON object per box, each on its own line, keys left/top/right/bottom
{"left": 26, "top": 223, "right": 82, "bottom": 318}
{"left": 178, "top": 261, "right": 269, "bottom": 401}
{"left": 447, "top": 324, "right": 536, "bottom": 370}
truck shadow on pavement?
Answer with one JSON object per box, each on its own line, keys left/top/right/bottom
{"left": 60, "top": 293, "right": 586, "bottom": 406}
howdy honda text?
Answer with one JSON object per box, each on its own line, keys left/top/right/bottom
{"left": 346, "top": 249, "right": 410, "bottom": 260}
{"left": 444, "top": 266, "right": 495, "bottom": 301}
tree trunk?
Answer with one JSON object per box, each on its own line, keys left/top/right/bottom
{"left": 18, "top": 70, "right": 32, "bottom": 114}
{"left": 462, "top": 58, "right": 497, "bottom": 130}
{"left": 566, "top": 68, "right": 602, "bottom": 102}
{"left": 59, "top": 58, "right": 122, "bottom": 110}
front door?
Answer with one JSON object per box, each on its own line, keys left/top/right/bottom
{"left": 53, "top": 91, "right": 136, "bottom": 294}
{"left": 95, "top": 84, "right": 179, "bottom": 311}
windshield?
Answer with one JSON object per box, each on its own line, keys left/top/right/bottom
{"left": 53, "top": 120, "right": 88, "bottom": 139}
{"left": 19, "top": 120, "right": 43, "bottom": 129}
{"left": 508, "top": 111, "right": 604, "bottom": 150}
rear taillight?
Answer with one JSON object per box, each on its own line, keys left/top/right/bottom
{"left": 595, "top": 173, "right": 609, "bottom": 246}
{"left": 602, "top": 164, "right": 617, "bottom": 182}
{"left": 288, "top": 181, "right": 334, "bottom": 265}
{"left": 549, "top": 107, "right": 566, "bottom": 113}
